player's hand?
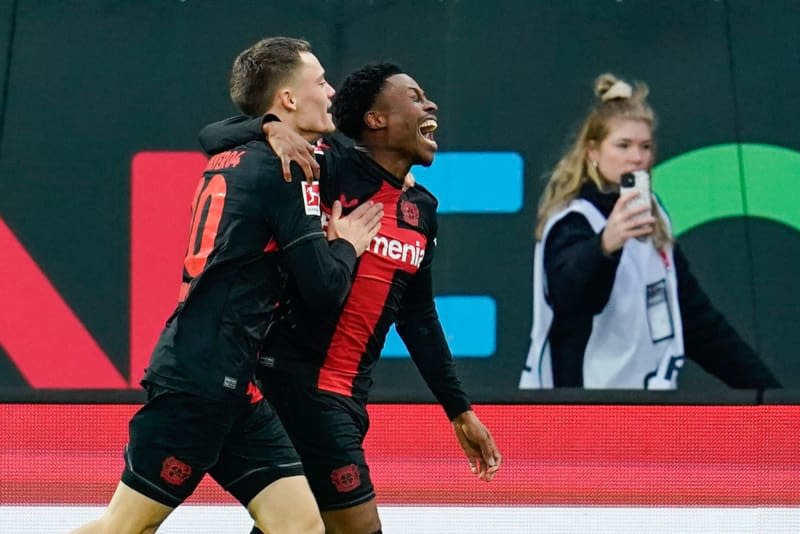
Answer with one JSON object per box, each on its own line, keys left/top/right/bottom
{"left": 452, "top": 410, "right": 502, "bottom": 482}
{"left": 600, "top": 190, "right": 656, "bottom": 255}
{"left": 327, "top": 200, "right": 383, "bottom": 257}
{"left": 402, "top": 171, "right": 416, "bottom": 192}
{"left": 262, "top": 121, "right": 320, "bottom": 183}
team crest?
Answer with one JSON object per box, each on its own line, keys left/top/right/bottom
{"left": 399, "top": 199, "right": 419, "bottom": 226}
{"left": 330, "top": 464, "right": 361, "bottom": 493}
{"left": 160, "top": 456, "right": 192, "bottom": 486}
{"left": 301, "top": 181, "right": 321, "bottom": 215}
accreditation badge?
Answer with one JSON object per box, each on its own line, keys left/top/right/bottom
{"left": 646, "top": 279, "right": 674, "bottom": 342}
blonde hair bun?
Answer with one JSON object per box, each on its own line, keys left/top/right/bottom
{"left": 595, "top": 73, "right": 633, "bottom": 101}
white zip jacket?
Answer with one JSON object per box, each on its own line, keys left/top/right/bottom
{"left": 520, "top": 198, "right": 685, "bottom": 389}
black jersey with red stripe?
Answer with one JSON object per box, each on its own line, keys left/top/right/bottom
{"left": 144, "top": 140, "right": 356, "bottom": 401}
{"left": 260, "top": 140, "right": 471, "bottom": 418}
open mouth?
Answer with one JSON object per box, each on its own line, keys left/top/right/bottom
{"left": 419, "top": 118, "right": 438, "bottom": 148}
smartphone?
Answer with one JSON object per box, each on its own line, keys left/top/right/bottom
{"left": 620, "top": 170, "right": 652, "bottom": 220}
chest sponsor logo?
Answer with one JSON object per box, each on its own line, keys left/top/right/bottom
{"left": 302, "top": 181, "right": 321, "bottom": 216}
{"left": 371, "top": 235, "right": 425, "bottom": 268}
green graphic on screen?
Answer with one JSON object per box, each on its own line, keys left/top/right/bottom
{"left": 654, "top": 144, "right": 800, "bottom": 235}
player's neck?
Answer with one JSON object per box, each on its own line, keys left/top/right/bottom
{"left": 356, "top": 144, "right": 411, "bottom": 181}
{"left": 267, "top": 109, "right": 322, "bottom": 144}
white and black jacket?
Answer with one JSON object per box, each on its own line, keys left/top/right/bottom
{"left": 520, "top": 182, "right": 781, "bottom": 389}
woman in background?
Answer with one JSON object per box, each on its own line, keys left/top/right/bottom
{"left": 519, "top": 73, "right": 780, "bottom": 390}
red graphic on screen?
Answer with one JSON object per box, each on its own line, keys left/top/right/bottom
{"left": 0, "top": 218, "right": 128, "bottom": 388}
{"left": 3, "top": 405, "right": 800, "bottom": 506}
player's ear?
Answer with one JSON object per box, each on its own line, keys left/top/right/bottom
{"left": 278, "top": 88, "right": 297, "bottom": 111}
{"left": 364, "top": 110, "right": 386, "bottom": 131}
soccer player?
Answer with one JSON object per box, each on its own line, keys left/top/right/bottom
{"left": 199, "top": 62, "right": 502, "bottom": 534}
{"left": 70, "top": 37, "right": 384, "bottom": 534}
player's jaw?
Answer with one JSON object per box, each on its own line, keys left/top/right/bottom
{"left": 321, "top": 101, "right": 336, "bottom": 133}
{"left": 295, "top": 100, "right": 335, "bottom": 141}
{"left": 312, "top": 88, "right": 336, "bottom": 135}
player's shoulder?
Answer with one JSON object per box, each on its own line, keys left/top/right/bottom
{"left": 240, "top": 139, "right": 280, "bottom": 166}
{"left": 406, "top": 182, "right": 439, "bottom": 211}
{"left": 208, "top": 140, "right": 287, "bottom": 185}
{"left": 317, "top": 134, "right": 351, "bottom": 155}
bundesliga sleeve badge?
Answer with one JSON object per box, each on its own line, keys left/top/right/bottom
{"left": 301, "top": 181, "right": 321, "bottom": 216}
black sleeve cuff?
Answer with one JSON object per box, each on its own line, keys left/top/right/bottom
{"left": 444, "top": 398, "right": 473, "bottom": 421}
{"left": 328, "top": 238, "right": 358, "bottom": 273}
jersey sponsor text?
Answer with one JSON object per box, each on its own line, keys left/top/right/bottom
{"left": 370, "top": 235, "right": 425, "bottom": 268}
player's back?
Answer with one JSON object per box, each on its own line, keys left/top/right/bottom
{"left": 144, "top": 141, "right": 293, "bottom": 400}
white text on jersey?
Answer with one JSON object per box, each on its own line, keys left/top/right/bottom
{"left": 371, "top": 236, "right": 425, "bottom": 268}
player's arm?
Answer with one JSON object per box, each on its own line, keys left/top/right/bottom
{"left": 199, "top": 114, "right": 319, "bottom": 182}
{"left": 266, "top": 164, "right": 380, "bottom": 310}
{"left": 396, "top": 264, "right": 470, "bottom": 419}
{"left": 396, "top": 252, "right": 501, "bottom": 481}
{"left": 198, "top": 114, "right": 263, "bottom": 153}
{"left": 281, "top": 201, "right": 382, "bottom": 310}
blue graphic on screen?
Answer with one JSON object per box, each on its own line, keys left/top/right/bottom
{"left": 382, "top": 296, "right": 496, "bottom": 358}
{"left": 412, "top": 152, "right": 523, "bottom": 213}
{"left": 393, "top": 151, "right": 522, "bottom": 359}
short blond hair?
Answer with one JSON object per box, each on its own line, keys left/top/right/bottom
{"left": 229, "top": 37, "right": 311, "bottom": 116}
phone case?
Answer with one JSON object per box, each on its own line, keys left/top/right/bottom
{"left": 620, "top": 170, "right": 652, "bottom": 220}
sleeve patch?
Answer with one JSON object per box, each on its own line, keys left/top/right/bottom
{"left": 302, "top": 181, "right": 321, "bottom": 216}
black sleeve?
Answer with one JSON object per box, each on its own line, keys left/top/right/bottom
{"left": 198, "top": 115, "right": 265, "bottom": 155}
{"left": 675, "top": 245, "right": 781, "bottom": 388}
{"left": 265, "top": 163, "right": 357, "bottom": 310}
{"left": 282, "top": 238, "right": 357, "bottom": 310}
{"left": 396, "top": 235, "right": 472, "bottom": 421}
{"left": 544, "top": 213, "right": 621, "bottom": 314}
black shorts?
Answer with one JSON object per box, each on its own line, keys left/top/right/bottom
{"left": 121, "top": 384, "right": 304, "bottom": 508}
{"left": 259, "top": 371, "right": 374, "bottom": 511}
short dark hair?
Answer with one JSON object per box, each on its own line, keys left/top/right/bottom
{"left": 332, "top": 62, "right": 403, "bottom": 140}
{"left": 229, "top": 37, "right": 311, "bottom": 116}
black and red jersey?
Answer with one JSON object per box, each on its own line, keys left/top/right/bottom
{"left": 198, "top": 116, "right": 471, "bottom": 419}
{"left": 144, "top": 139, "right": 357, "bottom": 401}
{"left": 261, "top": 139, "right": 472, "bottom": 419}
